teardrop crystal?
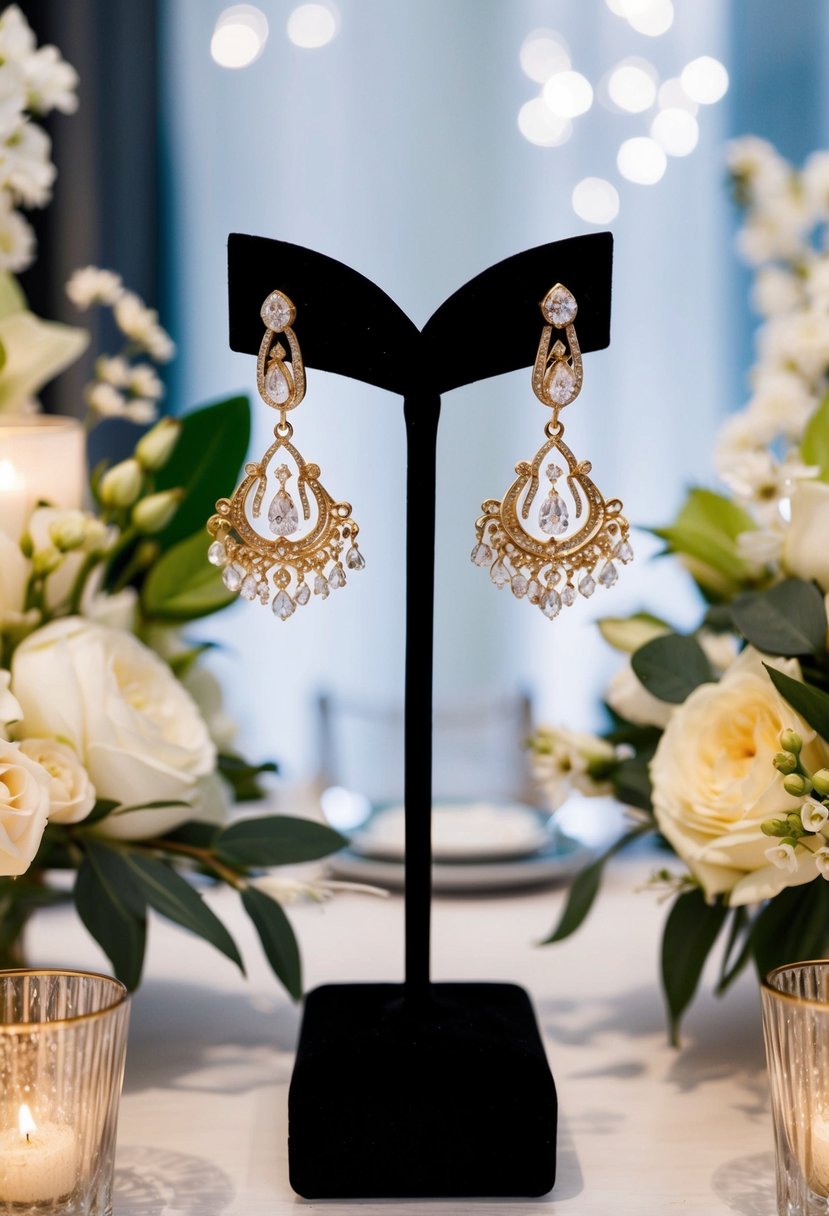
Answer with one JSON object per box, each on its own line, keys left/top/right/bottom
{"left": 295, "top": 582, "right": 311, "bottom": 606}
{"left": 272, "top": 590, "right": 295, "bottom": 621}
{"left": 561, "top": 583, "right": 576, "bottom": 607}
{"left": 511, "top": 574, "right": 529, "bottom": 599}
{"left": 314, "top": 573, "right": 330, "bottom": 599}
{"left": 578, "top": 571, "right": 596, "bottom": 598}
{"left": 527, "top": 579, "right": 543, "bottom": 604}
{"left": 471, "top": 542, "right": 493, "bottom": 567}
{"left": 222, "top": 563, "right": 244, "bottom": 592}
{"left": 541, "top": 589, "right": 562, "bottom": 620}
{"left": 258, "top": 581, "right": 270, "bottom": 604}
{"left": 598, "top": 561, "right": 619, "bottom": 588}
{"left": 539, "top": 491, "right": 569, "bottom": 536}
{"left": 261, "top": 291, "right": 294, "bottom": 330}
{"left": 265, "top": 363, "right": 291, "bottom": 404}
{"left": 268, "top": 489, "right": 299, "bottom": 536}
{"left": 240, "top": 574, "right": 258, "bottom": 601}
{"left": 490, "top": 559, "right": 510, "bottom": 588}
{"left": 546, "top": 361, "right": 577, "bottom": 406}
{"left": 207, "top": 540, "right": 226, "bottom": 567}
{"left": 345, "top": 546, "right": 365, "bottom": 571}
{"left": 615, "top": 540, "right": 634, "bottom": 564}
{"left": 542, "top": 284, "right": 578, "bottom": 327}
{"left": 329, "top": 565, "right": 346, "bottom": 590}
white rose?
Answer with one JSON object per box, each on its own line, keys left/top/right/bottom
{"left": 0, "top": 738, "right": 50, "bottom": 875}
{"left": 605, "top": 661, "right": 674, "bottom": 729}
{"left": 12, "top": 617, "right": 216, "bottom": 839}
{"left": 784, "top": 481, "right": 829, "bottom": 590}
{"left": 18, "top": 738, "right": 95, "bottom": 825}
{"left": 651, "top": 647, "right": 829, "bottom": 907}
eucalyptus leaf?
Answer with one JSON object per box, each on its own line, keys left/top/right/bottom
{"left": 763, "top": 664, "right": 829, "bottom": 740}
{"left": 74, "top": 842, "right": 147, "bottom": 990}
{"left": 750, "top": 880, "right": 829, "bottom": 980}
{"left": 631, "top": 633, "right": 714, "bottom": 704}
{"left": 217, "top": 753, "right": 279, "bottom": 802}
{"left": 154, "top": 396, "right": 250, "bottom": 548}
{"left": 612, "top": 756, "right": 654, "bottom": 812}
{"left": 541, "top": 825, "right": 649, "bottom": 944}
{"left": 716, "top": 906, "right": 753, "bottom": 996}
{"left": 142, "top": 530, "right": 236, "bottom": 620}
{"left": 801, "top": 393, "right": 829, "bottom": 480}
{"left": 216, "top": 816, "right": 347, "bottom": 867}
{"left": 123, "top": 852, "right": 244, "bottom": 972}
{"left": 242, "top": 886, "right": 302, "bottom": 1000}
{"left": 731, "top": 579, "right": 826, "bottom": 657}
{"left": 661, "top": 888, "right": 728, "bottom": 1046}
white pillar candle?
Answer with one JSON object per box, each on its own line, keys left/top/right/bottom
{"left": 0, "top": 1105, "right": 78, "bottom": 1204}
{"left": 0, "top": 415, "right": 86, "bottom": 541}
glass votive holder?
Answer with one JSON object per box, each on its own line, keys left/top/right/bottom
{"left": 0, "top": 970, "right": 130, "bottom": 1215}
{"left": 761, "top": 960, "right": 829, "bottom": 1215}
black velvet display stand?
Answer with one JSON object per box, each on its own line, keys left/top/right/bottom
{"left": 227, "top": 231, "right": 614, "bottom": 1200}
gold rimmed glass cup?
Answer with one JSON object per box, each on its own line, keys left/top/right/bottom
{"left": 0, "top": 969, "right": 130, "bottom": 1215}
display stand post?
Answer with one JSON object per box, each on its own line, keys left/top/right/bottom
{"left": 227, "top": 232, "right": 613, "bottom": 1198}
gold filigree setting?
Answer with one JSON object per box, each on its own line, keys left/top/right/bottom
{"left": 471, "top": 283, "right": 631, "bottom": 618}
{"left": 206, "top": 290, "right": 364, "bottom": 621}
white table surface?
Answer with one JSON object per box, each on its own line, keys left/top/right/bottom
{"left": 26, "top": 845, "right": 775, "bottom": 1215}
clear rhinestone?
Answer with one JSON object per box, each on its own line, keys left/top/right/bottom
{"left": 265, "top": 364, "right": 291, "bottom": 404}
{"left": 547, "top": 361, "right": 577, "bottom": 405}
{"left": 240, "top": 574, "right": 258, "bottom": 601}
{"left": 615, "top": 540, "right": 634, "bottom": 564}
{"left": 511, "top": 574, "right": 529, "bottom": 599}
{"left": 527, "top": 579, "right": 543, "bottom": 604}
{"left": 578, "top": 571, "right": 596, "bottom": 598}
{"left": 490, "top": 559, "right": 510, "bottom": 588}
{"left": 207, "top": 540, "right": 226, "bottom": 567}
{"left": 542, "top": 284, "right": 578, "bottom": 327}
{"left": 345, "top": 546, "right": 365, "bottom": 571}
{"left": 329, "top": 565, "right": 346, "bottom": 590}
{"left": 268, "top": 489, "right": 298, "bottom": 536}
{"left": 541, "top": 588, "right": 562, "bottom": 620}
{"left": 598, "top": 561, "right": 619, "bottom": 588}
{"left": 546, "top": 464, "right": 563, "bottom": 482}
{"left": 272, "top": 589, "right": 295, "bottom": 621}
{"left": 314, "top": 573, "right": 330, "bottom": 599}
{"left": 295, "top": 582, "right": 311, "bottom": 606}
{"left": 471, "top": 542, "right": 493, "bottom": 567}
{"left": 222, "top": 563, "right": 244, "bottom": 592}
{"left": 539, "top": 491, "right": 569, "bottom": 536}
{"left": 258, "top": 581, "right": 270, "bottom": 604}
{"left": 261, "top": 291, "right": 294, "bottom": 330}
{"left": 561, "top": 583, "right": 576, "bottom": 607}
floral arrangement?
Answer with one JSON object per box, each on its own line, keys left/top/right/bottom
{"left": 532, "top": 137, "right": 829, "bottom": 1043}
{"left": 0, "top": 7, "right": 347, "bottom": 998}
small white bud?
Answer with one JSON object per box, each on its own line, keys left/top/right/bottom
{"left": 99, "top": 459, "right": 143, "bottom": 508}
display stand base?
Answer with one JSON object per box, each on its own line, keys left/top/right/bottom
{"left": 288, "top": 981, "right": 557, "bottom": 1198}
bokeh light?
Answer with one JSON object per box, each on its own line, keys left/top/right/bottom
{"left": 286, "top": 3, "right": 338, "bottom": 49}
{"left": 617, "top": 136, "right": 667, "bottom": 184}
{"left": 680, "top": 56, "right": 729, "bottom": 104}
{"left": 651, "top": 108, "right": 699, "bottom": 156}
{"left": 542, "top": 70, "right": 593, "bottom": 118}
{"left": 518, "top": 98, "right": 572, "bottom": 146}
{"left": 572, "top": 177, "right": 620, "bottom": 224}
{"left": 519, "top": 29, "right": 570, "bottom": 83}
{"left": 211, "top": 5, "right": 268, "bottom": 68}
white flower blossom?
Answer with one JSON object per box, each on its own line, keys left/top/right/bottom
{"left": 765, "top": 842, "right": 798, "bottom": 873}
{"left": 3, "top": 121, "right": 54, "bottom": 207}
{"left": 802, "top": 150, "right": 829, "bottom": 219}
{"left": 802, "top": 801, "right": 829, "bottom": 833}
{"left": 737, "top": 527, "right": 785, "bottom": 571}
{"left": 805, "top": 257, "right": 829, "bottom": 310}
{"left": 86, "top": 381, "right": 128, "bottom": 418}
{"left": 751, "top": 265, "right": 805, "bottom": 318}
{"left": 736, "top": 194, "right": 811, "bottom": 266}
{"left": 94, "top": 355, "right": 130, "bottom": 387}
{"left": 0, "top": 7, "right": 35, "bottom": 64}
{"left": 21, "top": 45, "right": 78, "bottom": 116}
{"left": 113, "top": 291, "right": 158, "bottom": 344}
{"left": 0, "top": 198, "right": 33, "bottom": 271}
{"left": 815, "top": 847, "right": 829, "bottom": 880}
{"left": 123, "top": 398, "right": 158, "bottom": 425}
{"left": 531, "top": 726, "right": 616, "bottom": 811}
{"left": 66, "top": 266, "right": 123, "bottom": 309}
{"left": 143, "top": 324, "right": 175, "bottom": 363}
{"left": 128, "top": 362, "right": 164, "bottom": 399}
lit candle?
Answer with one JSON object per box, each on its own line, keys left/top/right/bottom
{"left": 0, "top": 1104, "right": 78, "bottom": 1204}
{"left": 0, "top": 416, "right": 86, "bottom": 541}
{"left": 810, "top": 1117, "right": 829, "bottom": 1196}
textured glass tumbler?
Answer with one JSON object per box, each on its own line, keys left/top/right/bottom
{"left": 0, "top": 970, "right": 130, "bottom": 1215}
{"left": 761, "top": 961, "right": 829, "bottom": 1215}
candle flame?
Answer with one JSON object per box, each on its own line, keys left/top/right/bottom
{"left": 18, "top": 1104, "right": 36, "bottom": 1138}
{"left": 0, "top": 459, "right": 23, "bottom": 492}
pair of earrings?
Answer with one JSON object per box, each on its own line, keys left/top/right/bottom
{"left": 206, "top": 284, "right": 631, "bottom": 622}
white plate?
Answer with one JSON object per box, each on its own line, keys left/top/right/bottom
{"left": 327, "top": 830, "right": 591, "bottom": 894}
{"left": 351, "top": 801, "right": 553, "bottom": 862}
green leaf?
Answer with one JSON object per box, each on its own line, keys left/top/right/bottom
{"left": 217, "top": 752, "right": 279, "bottom": 802}
{"left": 731, "top": 579, "right": 827, "bottom": 657}
{"left": 764, "top": 663, "right": 829, "bottom": 739}
{"left": 541, "top": 825, "right": 649, "bottom": 944}
{"left": 74, "top": 842, "right": 147, "bottom": 990}
{"left": 631, "top": 633, "right": 714, "bottom": 704}
{"left": 161, "top": 820, "right": 222, "bottom": 849}
{"left": 0, "top": 272, "right": 26, "bottom": 317}
{"left": 750, "top": 880, "right": 829, "bottom": 980}
{"left": 216, "top": 815, "right": 347, "bottom": 868}
{"left": 612, "top": 756, "right": 655, "bottom": 812}
{"left": 123, "top": 852, "right": 244, "bottom": 972}
{"left": 80, "top": 799, "right": 120, "bottom": 826}
{"left": 141, "top": 530, "right": 236, "bottom": 620}
{"left": 801, "top": 393, "right": 829, "bottom": 480}
{"left": 661, "top": 888, "right": 729, "bottom": 1046}
{"left": 154, "top": 396, "right": 250, "bottom": 548}
{"left": 597, "top": 613, "right": 671, "bottom": 654}
{"left": 241, "top": 886, "right": 302, "bottom": 999}
{"left": 654, "top": 488, "right": 757, "bottom": 599}
{"left": 168, "top": 642, "right": 217, "bottom": 679}
{"left": 716, "top": 906, "right": 753, "bottom": 996}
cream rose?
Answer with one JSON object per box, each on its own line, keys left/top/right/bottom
{"left": 784, "top": 480, "right": 829, "bottom": 590}
{"left": 19, "top": 738, "right": 95, "bottom": 825}
{"left": 605, "top": 662, "right": 674, "bottom": 729}
{"left": 0, "top": 739, "right": 51, "bottom": 875}
{"left": 12, "top": 617, "right": 215, "bottom": 839}
{"left": 651, "top": 647, "right": 829, "bottom": 907}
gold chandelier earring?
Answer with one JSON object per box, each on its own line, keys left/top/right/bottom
{"left": 207, "top": 290, "right": 364, "bottom": 621}
{"left": 471, "top": 283, "right": 631, "bottom": 618}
